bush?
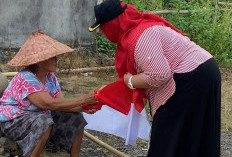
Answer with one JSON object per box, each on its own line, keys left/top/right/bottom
{"left": 96, "top": 0, "right": 232, "bottom": 64}
{"left": 96, "top": 32, "right": 116, "bottom": 57}
{"left": 164, "top": 0, "right": 232, "bottom": 64}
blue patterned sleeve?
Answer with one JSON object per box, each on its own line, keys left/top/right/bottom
{"left": 46, "top": 72, "right": 61, "bottom": 98}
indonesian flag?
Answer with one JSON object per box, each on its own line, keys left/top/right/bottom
{"left": 82, "top": 79, "right": 151, "bottom": 145}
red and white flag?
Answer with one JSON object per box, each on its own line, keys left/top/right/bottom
{"left": 82, "top": 79, "right": 151, "bottom": 145}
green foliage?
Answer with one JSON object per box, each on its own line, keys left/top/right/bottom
{"left": 164, "top": 1, "right": 232, "bottom": 64}
{"left": 96, "top": 32, "right": 116, "bottom": 57}
{"left": 125, "top": 0, "right": 156, "bottom": 11}
{"left": 96, "top": 0, "right": 232, "bottom": 64}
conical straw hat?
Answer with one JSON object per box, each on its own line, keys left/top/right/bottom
{"left": 8, "top": 30, "right": 74, "bottom": 67}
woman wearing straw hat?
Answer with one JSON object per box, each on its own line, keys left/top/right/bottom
{"left": 0, "top": 30, "right": 98, "bottom": 157}
{"left": 89, "top": 0, "right": 221, "bottom": 157}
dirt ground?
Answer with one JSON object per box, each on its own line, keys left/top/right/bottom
{"left": 38, "top": 66, "right": 232, "bottom": 157}
{"left": 220, "top": 66, "right": 232, "bottom": 132}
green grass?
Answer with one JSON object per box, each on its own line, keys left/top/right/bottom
{"left": 221, "top": 114, "right": 232, "bottom": 131}
{"left": 221, "top": 98, "right": 232, "bottom": 131}
{"left": 78, "top": 81, "right": 101, "bottom": 89}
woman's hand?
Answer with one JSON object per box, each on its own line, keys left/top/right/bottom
{"left": 82, "top": 90, "right": 99, "bottom": 104}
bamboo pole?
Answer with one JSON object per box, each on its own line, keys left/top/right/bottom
{"left": 218, "top": 1, "right": 232, "bottom": 5}
{"left": 2, "top": 72, "right": 18, "bottom": 77}
{"left": 58, "top": 66, "right": 115, "bottom": 73}
{"left": 84, "top": 131, "right": 128, "bottom": 157}
{"left": 149, "top": 8, "right": 231, "bottom": 15}
{"left": 2, "top": 66, "right": 116, "bottom": 77}
{"left": 149, "top": 9, "right": 189, "bottom": 14}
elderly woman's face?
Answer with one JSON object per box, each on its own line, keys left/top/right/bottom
{"left": 37, "top": 57, "right": 57, "bottom": 72}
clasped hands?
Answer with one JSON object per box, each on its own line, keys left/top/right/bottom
{"left": 81, "top": 85, "right": 105, "bottom": 114}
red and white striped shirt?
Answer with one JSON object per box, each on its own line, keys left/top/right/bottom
{"left": 134, "top": 25, "right": 212, "bottom": 117}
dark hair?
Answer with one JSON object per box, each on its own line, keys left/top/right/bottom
{"left": 25, "top": 64, "right": 38, "bottom": 73}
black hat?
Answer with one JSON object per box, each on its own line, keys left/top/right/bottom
{"left": 89, "top": 0, "right": 127, "bottom": 32}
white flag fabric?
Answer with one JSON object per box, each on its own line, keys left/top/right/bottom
{"left": 83, "top": 103, "right": 151, "bottom": 145}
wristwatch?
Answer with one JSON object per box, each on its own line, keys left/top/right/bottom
{"left": 128, "top": 76, "right": 136, "bottom": 89}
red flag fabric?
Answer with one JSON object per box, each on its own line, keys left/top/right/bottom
{"left": 82, "top": 103, "right": 102, "bottom": 111}
{"left": 82, "top": 78, "right": 145, "bottom": 115}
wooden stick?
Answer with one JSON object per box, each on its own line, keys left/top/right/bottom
{"left": 84, "top": 131, "right": 129, "bottom": 157}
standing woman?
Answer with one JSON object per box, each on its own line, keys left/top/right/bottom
{"left": 89, "top": 0, "right": 221, "bottom": 157}
{"left": 0, "top": 30, "right": 98, "bottom": 157}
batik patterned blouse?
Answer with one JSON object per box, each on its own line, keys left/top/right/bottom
{"left": 0, "top": 70, "right": 60, "bottom": 122}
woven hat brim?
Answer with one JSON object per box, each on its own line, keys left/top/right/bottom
{"left": 8, "top": 31, "right": 74, "bottom": 67}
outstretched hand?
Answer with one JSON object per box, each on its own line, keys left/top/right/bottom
{"left": 81, "top": 89, "right": 103, "bottom": 112}
{"left": 82, "top": 90, "right": 99, "bottom": 104}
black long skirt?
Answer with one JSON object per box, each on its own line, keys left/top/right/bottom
{"left": 147, "top": 58, "right": 221, "bottom": 157}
